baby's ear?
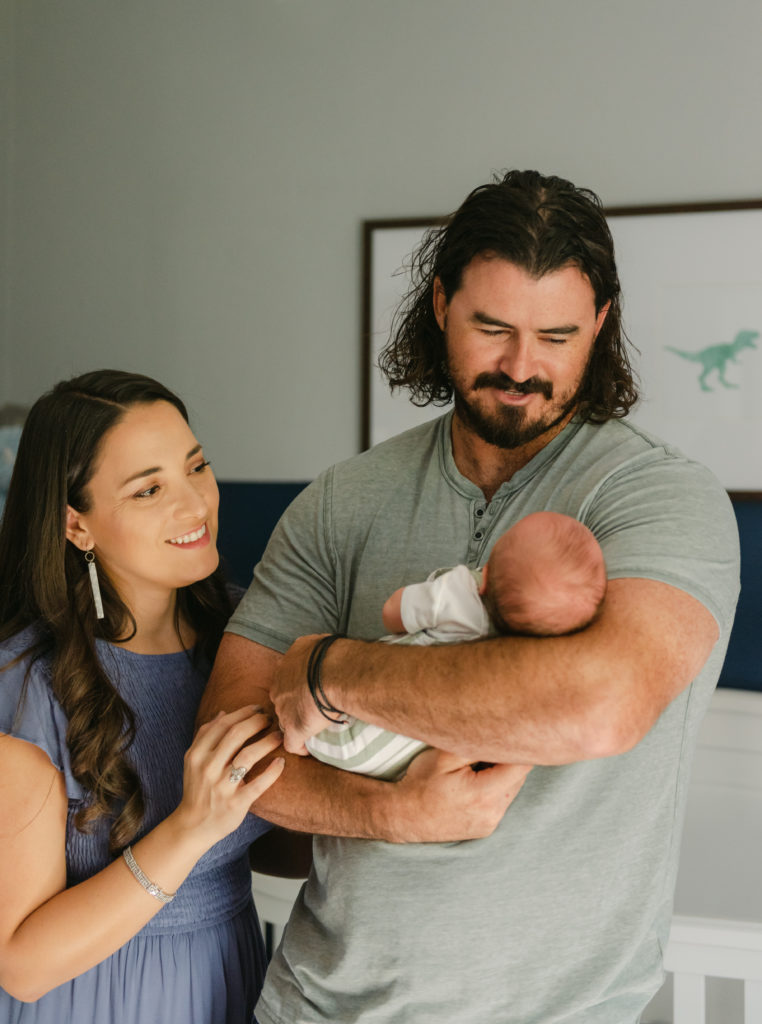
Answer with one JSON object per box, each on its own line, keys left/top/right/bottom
{"left": 65, "top": 506, "right": 93, "bottom": 551}
{"left": 478, "top": 564, "right": 489, "bottom": 595}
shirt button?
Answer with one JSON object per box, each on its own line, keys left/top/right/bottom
{"left": 474, "top": 531, "right": 484, "bottom": 540}
{"left": 475, "top": 508, "right": 485, "bottom": 518}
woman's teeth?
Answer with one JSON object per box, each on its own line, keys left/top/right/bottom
{"left": 169, "top": 524, "right": 206, "bottom": 545}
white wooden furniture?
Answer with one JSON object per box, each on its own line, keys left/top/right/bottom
{"left": 252, "top": 689, "right": 762, "bottom": 1023}
{"left": 251, "top": 872, "right": 304, "bottom": 961}
{"left": 646, "top": 687, "right": 762, "bottom": 1023}
{"left": 661, "top": 917, "right": 762, "bottom": 1023}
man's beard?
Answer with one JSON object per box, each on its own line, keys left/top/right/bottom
{"left": 451, "top": 370, "right": 582, "bottom": 450}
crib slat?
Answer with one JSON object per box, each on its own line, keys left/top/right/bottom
{"left": 745, "top": 980, "right": 762, "bottom": 1022}
{"left": 672, "top": 972, "right": 705, "bottom": 1024}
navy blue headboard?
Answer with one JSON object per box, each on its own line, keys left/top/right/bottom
{"left": 721, "top": 500, "right": 761, "bottom": 692}
{"left": 217, "top": 481, "right": 309, "bottom": 591}
{"left": 217, "top": 482, "right": 761, "bottom": 693}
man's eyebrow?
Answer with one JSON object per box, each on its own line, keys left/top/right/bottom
{"left": 472, "top": 311, "right": 514, "bottom": 328}
{"left": 471, "top": 311, "right": 579, "bottom": 334}
{"left": 537, "top": 324, "right": 579, "bottom": 335}
{"left": 120, "top": 445, "right": 203, "bottom": 487}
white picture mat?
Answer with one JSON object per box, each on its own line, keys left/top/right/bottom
{"left": 366, "top": 209, "right": 762, "bottom": 491}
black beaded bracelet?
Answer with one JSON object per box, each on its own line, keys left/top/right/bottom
{"left": 307, "top": 633, "right": 347, "bottom": 723}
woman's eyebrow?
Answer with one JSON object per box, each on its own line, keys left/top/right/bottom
{"left": 120, "top": 445, "right": 203, "bottom": 487}
{"left": 121, "top": 465, "right": 161, "bottom": 487}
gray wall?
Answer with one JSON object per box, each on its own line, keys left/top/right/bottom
{"left": 3, "top": 0, "right": 762, "bottom": 479}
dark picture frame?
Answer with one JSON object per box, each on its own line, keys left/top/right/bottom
{"left": 361, "top": 201, "right": 762, "bottom": 498}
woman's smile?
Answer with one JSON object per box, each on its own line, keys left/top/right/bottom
{"left": 167, "top": 523, "right": 210, "bottom": 547}
{"left": 67, "top": 400, "right": 220, "bottom": 604}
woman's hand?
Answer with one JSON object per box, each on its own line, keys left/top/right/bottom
{"left": 171, "top": 706, "right": 284, "bottom": 854}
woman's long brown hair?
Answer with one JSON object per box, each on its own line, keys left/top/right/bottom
{"left": 0, "top": 370, "right": 233, "bottom": 854}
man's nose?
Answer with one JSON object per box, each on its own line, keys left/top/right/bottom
{"left": 498, "top": 336, "right": 535, "bottom": 383}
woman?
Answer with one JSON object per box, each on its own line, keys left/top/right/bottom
{"left": 0, "top": 370, "right": 284, "bottom": 1022}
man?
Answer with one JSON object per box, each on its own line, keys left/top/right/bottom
{"left": 201, "top": 170, "right": 740, "bottom": 1023}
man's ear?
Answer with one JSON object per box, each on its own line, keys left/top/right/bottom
{"left": 433, "top": 277, "right": 448, "bottom": 331}
{"left": 594, "top": 301, "right": 611, "bottom": 339}
{"left": 65, "top": 506, "right": 93, "bottom": 552}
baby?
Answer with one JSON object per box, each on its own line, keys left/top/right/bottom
{"left": 306, "top": 511, "right": 607, "bottom": 780}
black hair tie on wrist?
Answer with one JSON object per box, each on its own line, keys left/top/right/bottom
{"left": 307, "top": 633, "right": 347, "bottom": 723}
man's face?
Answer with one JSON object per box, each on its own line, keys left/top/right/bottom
{"left": 434, "top": 256, "right": 609, "bottom": 450}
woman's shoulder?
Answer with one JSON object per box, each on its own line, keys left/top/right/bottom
{"left": 0, "top": 623, "right": 51, "bottom": 679}
{"left": 0, "top": 622, "right": 53, "bottom": 711}
{"left": 0, "top": 623, "right": 83, "bottom": 796}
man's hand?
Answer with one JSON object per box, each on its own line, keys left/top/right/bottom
{"left": 269, "top": 634, "right": 332, "bottom": 755}
{"left": 201, "top": 634, "right": 531, "bottom": 842}
{"left": 388, "top": 749, "right": 533, "bottom": 843}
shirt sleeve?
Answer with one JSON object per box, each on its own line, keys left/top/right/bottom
{"left": 227, "top": 468, "right": 342, "bottom": 652}
{"left": 0, "top": 647, "right": 85, "bottom": 801}
{"left": 400, "top": 565, "right": 491, "bottom": 638}
{"left": 584, "top": 451, "right": 740, "bottom": 635}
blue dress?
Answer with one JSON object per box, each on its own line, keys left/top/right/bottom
{"left": 0, "top": 626, "right": 271, "bottom": 1023}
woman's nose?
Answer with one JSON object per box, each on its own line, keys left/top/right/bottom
{"left": 176, "top": 478, "right": 209, "bottom": 520}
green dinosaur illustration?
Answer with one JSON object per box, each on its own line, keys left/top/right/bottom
{"left": 665, "top": 330, "right": 758, "bottom": 392}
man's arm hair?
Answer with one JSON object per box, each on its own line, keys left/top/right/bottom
{"left": 199, "top": 633, "right": 531, "bottom": 842}
{"left": 273, "top": 578, "right": 719, "bottom": 766}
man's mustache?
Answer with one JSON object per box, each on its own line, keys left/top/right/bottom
{"left": 473, "top": 372, "right": 553, "bottom": 401}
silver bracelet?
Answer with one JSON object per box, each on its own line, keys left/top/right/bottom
{"left": 122, "top": 845, "right": 176, "bottom": 904}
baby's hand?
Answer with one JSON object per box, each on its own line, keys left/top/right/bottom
{"left": 381, "top": 587, "right": 406, "bottom": 634}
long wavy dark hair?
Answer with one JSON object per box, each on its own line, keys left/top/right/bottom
{"left": 0, "top": 370, "right": 234, "bottom": 854}
{"left": 380, "top": 169, "right": 638, "bottom": 421}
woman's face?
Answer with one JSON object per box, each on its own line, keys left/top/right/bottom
{"left": 66, "top": 400, "right": 220, "bottom": 607}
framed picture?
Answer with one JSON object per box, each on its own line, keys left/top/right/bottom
{"left": 361, "top": 201, "right": 762, "bottom": 495}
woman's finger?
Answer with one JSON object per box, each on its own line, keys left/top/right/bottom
{"left": 238, "top": 754, "right": 286, "bottom": 802}
{"left": 204, "top": 712, "right": 279, "bottom": 776}
{"left": 226, "top": 730, "right": 284, "bottom": 785}
{"left": 191, "top": 706, "right": 271, "bottom": 760}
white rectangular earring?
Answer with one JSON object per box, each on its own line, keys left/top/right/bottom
{"left": 85, "top": 550, "right": 105, "bottom": 620}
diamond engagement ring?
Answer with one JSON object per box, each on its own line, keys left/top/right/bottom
{"left": 229, "top": 764, "right": 247, "bottom": 783}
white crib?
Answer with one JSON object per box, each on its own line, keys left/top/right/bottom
{"left": 251, "top": 872, "right": 302, "bottom": 960}
{"left": 644, "top": 687, "right": 762, "bottom": 1023}
{"left": 252, "top": 688, "right": 762, "bottom": 1023}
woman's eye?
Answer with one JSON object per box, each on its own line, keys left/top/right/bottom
{"left": 134, "top": 485, "right": 160, "bottom": 499}
{"left": 191, "top": 460, "right": 211, "bottom": 474}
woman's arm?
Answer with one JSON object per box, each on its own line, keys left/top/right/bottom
{"left": 0, "top": 708, "right": 283, "bottom": 1002}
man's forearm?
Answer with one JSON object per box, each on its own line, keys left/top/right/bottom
{"left": 202, "top": 633, "right": 529, "bottom": 843}
{"left": 323, "top": 633, "right": 591, "bottom": 764}
{"left": 249, "top": 746, "right": 531, "bottom": 844}
{"left": 304, "top": 579, "right": 719, "bottom": 765}
{"left": 249, "top": 750, "right": 400, "bottom": 838}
